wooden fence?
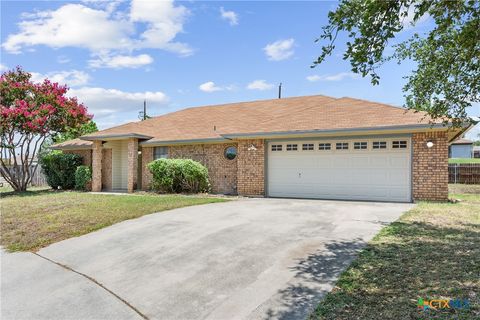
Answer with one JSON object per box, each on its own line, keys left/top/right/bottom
{"left": 448, "top": 164, "right": 480, "bottom": 184}
{"left": 0, "top": 165, "right": 47, "bottom": 187}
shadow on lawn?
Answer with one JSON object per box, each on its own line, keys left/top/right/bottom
{"left": 0, "top": 188, "right": 55, "bottom": 198}
{"left": 306, "top": 221, "right": 480, "bottom": 320}
{"left": 264, "top": 239, "right": 367, "bottom": 320}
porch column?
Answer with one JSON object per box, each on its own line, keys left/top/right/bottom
{"left": 92, "top": 140, "right": 103, "bottom": 192}
{"left": 127, "top": 138, "right": 139, "bottom": 193}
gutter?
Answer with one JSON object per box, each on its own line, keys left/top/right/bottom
{"left": 140, "top": 137, "right": 229, "bottom": 146}
{"left": 50, "top": 145, "right": 92, "bottom": 150}
{"left": 80, "top": 133, "right": 153, "bottom": 141}
{"left": 220, "top": 123, "right": 450, "bottom": 139}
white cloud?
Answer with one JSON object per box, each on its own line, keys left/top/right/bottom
{"left": 263, "top": 38, "right": 295, "bottom": 61}
{"left": 2, "top": 0, "right": 192, "bottom": 65}
{"left": 67, "top": 86, "right": 169, "bottom": 128}
{"left": 306, "top": 72, "right": 359, "bottom": 82}
{"left": 3, "top": 4, "right": 133, "bottom": 54}
{"left": 130, "top": 0, "right": 192, "bottom": 56}
{"left": 199, "top": 81, "right": 223, "bottom": 92}
{"left": 0, "top": 64, "right": 8, "bottom": 72}
{"left": 246, "top": 80, "right": 274, "bottom": 91}
{"left": 400, "top": 6, "right": 430, "bottom": 30}
{"left": 30, "top": 70, "right": 91, "bottom": 87}
{"left": 89, "top": 53, "right": 153, "bottom": 68}
{"left": 220, "top": 7, "right": 238, "bottom": 26}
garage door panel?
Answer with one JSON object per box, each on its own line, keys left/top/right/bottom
{"left": 389, "top": 155, "right": 409, "bottom": 167}
{"left": 268, "top": 138, "right": 411, "bottom": 202}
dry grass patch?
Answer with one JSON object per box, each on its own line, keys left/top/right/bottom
{"left": 1, "top": 190, "right": 228, "bottom": 251}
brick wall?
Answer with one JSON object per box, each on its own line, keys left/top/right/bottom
{"left": 127, "top": 138, "right": 138, "bottom": 193}
{"left": 412, "top": 131, "right": 449, "bottom": 201}
{"left": 91, "top": 141, "right": 102, "bottom": 192}
{"left": 141, "top": 146, "right": 153, "bottom": 190}
{"left": 237, "top": 139, "right": 265, "bottom": 196}
{"left": 169, "top": 143, "right": 238, "bottom": 194}
{"left": 102, "top": 148, "right": 112, "bottom": 190}
{"left": 64, "top": 149, "right": 92, "bottom": 166}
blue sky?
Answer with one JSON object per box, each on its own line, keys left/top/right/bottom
{"left": 1, "top": 0, "right": 478, "bottom": 139}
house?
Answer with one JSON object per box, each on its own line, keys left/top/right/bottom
{"left": 52, "top": 95, "right": 475, "bottom": 202}
{"left": 474, "top": 146, "right": 480, "bottom": 158}
{"left": 449, "top": 138, "right": 473, "bottom": 158}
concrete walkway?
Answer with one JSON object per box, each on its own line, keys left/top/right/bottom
{"left": 1, "top": 198, "right": 413, "bottom": 320}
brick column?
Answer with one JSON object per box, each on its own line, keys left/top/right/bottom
{"left": 92, "top": 140, "right": 103, "bottom": 192}
{"left": 127, "top": 138, "right": 139, "bottom": 193}
{"left": 141, "top": 146, "right": 153, "bottom": 190}
{"left": 237, "top": 139, "right": 265, "bottom": 196}
{"left": 412, "top": 131, "right": 448, "bottom": 201}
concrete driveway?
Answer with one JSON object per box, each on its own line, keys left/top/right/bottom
{"left": 2, "top": 198, "right": 413, "bottom": 320}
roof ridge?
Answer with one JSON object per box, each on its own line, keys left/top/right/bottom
{"left": 338, "top": 96, "right": 406, "bottom": 111}
{"left": 143, "top": 94, "right": 336, "bottom": 120}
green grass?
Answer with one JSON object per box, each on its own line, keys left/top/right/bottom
{"left": 448, "top": 158, "right": 480, "bottom": 164}
{"left": 311, "top": 186, "right": 480, "bottom": 320}
{"left": 0, "top": 189, "right": 228, "bottom": 251}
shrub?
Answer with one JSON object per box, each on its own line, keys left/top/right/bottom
{"left": 74, "top": 165, "right": 92, "bottom": 191}
{"left": 39, "top": 151, "right": 83, "bottom": 189}
{"left": 147, "top": 158, "right": 210, "bottom": 193}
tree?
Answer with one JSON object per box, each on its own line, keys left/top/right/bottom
{"left": 313, "top": 0, "right": 479, "bottom": 126}
{"left": 53, "top": 120, "right": 98, "bottom": 143}
{"left": 0, "top": 67, "right": 91, "bottom": 191}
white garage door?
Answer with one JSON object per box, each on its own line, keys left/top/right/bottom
{"left": 267, "top": 137, "right": 411, "bottom": 202}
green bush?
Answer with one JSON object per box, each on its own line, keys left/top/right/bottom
{"left": 74, "top": 165, "right": 92, "bottom": 191}
{"left": 39, "top": 151, "right": 83, "bottom": 189}
{"left": 147, "top": 158, "right": 210, "bottom": 193}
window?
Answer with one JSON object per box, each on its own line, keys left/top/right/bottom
{"left": 392, "top": 140, "right": 408, "bottom": 149}
{"left": 373, "top": 141, "right": 387, "bottom": 149}
{"left": 354, "top": 142, "right": 368, "bottom": 150}
{"left": 319, "top": 143, "right": 331, "bottom": 150}
{"left": 302, "top": 143, "right": 314, "bottom": 150}
{"left": 154, "top": 146, "right": 168, "bottom": 159}
{"left": 271, "top": 144, "right": 282, "bottom": 151}
{"left": 336, "top": 142, "right": 349, "bottom": 150}
{"left": 286, "top": 144, "right": 298, "bottom": 151}
{"left": 224, "top": 146, "right": 237, "bottom": 160}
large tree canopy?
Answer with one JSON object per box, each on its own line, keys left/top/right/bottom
{"left": 313, "top": 0, "right": 479, "bottom": 126}
{"left": 0, "top": 67, "right": 91, "bottom": 191}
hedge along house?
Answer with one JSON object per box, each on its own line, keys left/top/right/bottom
{"left": 51, "top": 95, "right": 476, "bottom": 202}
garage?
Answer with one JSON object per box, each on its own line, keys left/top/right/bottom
{"left": 267, "top": 137, "right": 411, "bottom": 202}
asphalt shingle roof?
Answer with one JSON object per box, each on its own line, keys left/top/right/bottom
{"left": 53, "top": 95, "right": 441, "bottom": 148}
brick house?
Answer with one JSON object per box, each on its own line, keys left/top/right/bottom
{"left": 52, "top": 95, "right": 476, "bottom": 202}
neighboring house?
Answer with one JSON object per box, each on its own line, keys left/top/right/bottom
{"left": 474, "top": 146, "right": 480, "bottom": 158}
{"left": 448, "top": 138, "right": 473, "bottom": 158}
{"left": 52, "top": 95, "right": 476, "bottom": 202}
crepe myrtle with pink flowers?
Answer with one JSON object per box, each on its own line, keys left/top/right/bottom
{"left": 0, "top": 66, "right": 91, "bottom": 191}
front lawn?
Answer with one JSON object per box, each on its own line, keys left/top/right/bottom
{"left": 311, "top": 186, "right": 480, "bottom": 319}
{"left": 0, "top": 190, "right": 228, "bottom": 251}
{"left": 448, "top": 158, "right": 480, "bottom": 164}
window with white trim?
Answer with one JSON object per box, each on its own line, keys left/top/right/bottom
{"left": 154, "top": 146, "right": 169, "bottom": 159}
{"left": 354, "top": 142, "right": 368, "bottom": 150}
{"left": 286, "top": 144, "right": 298, "bottom": 151}
{"left": 319, "top": 143, "right": 331, "bottom": 150}
{"left": 392, "top": 140, "right": 408, "bottom": 149}
{"left": 373, "top": 141, "right": 387, "bottom": 149}
{"left": 302, "top": 143, "right": 314, "bottom": 150}
{"left": 271, "top": 144, "right": 283, "bottom": 151}
{"left": 336, "top": 142, "right": 349, "bottom": 150}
